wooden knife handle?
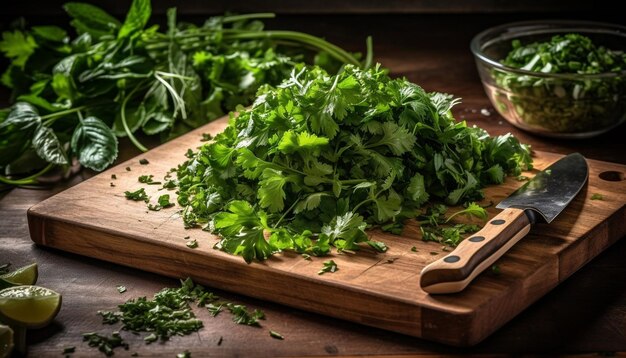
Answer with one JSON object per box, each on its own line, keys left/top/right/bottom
{"left": 420, "top": 207, "right": 534, "bottom": 294}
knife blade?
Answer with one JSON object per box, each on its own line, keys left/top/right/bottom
{"left": 420, "top": 152, "right": 588, "bottom": 294}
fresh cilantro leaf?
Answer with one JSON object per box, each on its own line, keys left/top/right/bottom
{"left": 591, "top": 193, "right": 604, "bottom": 200}
{"left": 138, "top": 174, "right": 161, "bottom": 185}
{"left": 446, "top": 202, "right": 488, "bottom": 222}
{"left": 366, "top": 241, "right": 388, "bottom": 253}
{"left": 226, "top": 303, "right": 265, "bottom": 326}
{"left": 124, "top": 188, "right": 149, "bottom": 202}
{"left": 0, "top": 31, "right": 37, "bottom": 67}
{"left": 186, "top": 239, "right": 198, "bottom": 248}
{"left": 318, "top": 260, "right": 338, "bottom": 275}
{"left": 116, "top": 285, "right": 127, "bottom": 294}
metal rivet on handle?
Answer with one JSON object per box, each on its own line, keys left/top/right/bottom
{"left": 443, "top": 255, "right": 460, "bottom": 263}
{"left": 491, "top": 219, "right": 506, "bottom": 225}
{"left": 469, "top": 236, "right": 485, "bottom": 242}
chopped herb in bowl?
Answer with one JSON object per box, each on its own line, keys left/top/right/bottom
{"left": 471, "top": 21, "right": 626, "bottom": 138}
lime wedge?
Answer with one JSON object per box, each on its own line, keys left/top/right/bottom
{"left": 0, "top": 263, "right": 38, "bottom": 289}
{"left": 0, "top": 324, "right": 13, "bottom": 358}
{"left": 0, "top": 285, "right": 62, "bottom": 329}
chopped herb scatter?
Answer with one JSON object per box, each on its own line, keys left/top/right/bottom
{"left": 217, "top": 336, "right": 223, "bottom": 346}
{"left": 411, "top": 246, "right": 417, "bottom": 252}
{"left": 417, "top": 203, "right": 486, "bottom": 247}
{"left": 82, "top": 331, "right": 128, "bottom": 356}
{"left": 139, "top": 159, "right": 149, "bottom": 165}
{"left": 177, "top": 351, "right": 191, "bottom": 358}
{"left": 116, "top": 285, "right": 127, "bottom": 294}
{"left": 111, "top": 174, "right": 117, "bottom": 180}
{"left": 186, "top": 239, "right": 198, "bottom": 248}
{"left": 591, "top": 193, "right": 604, "bottom": 200}
{"left": 430, "top": 252, "right": 439, "bottom": 255}
{"left": 124, "top": 188, "right": 149, "bottom": 202}
{"left": 162, "top": 180, "right": 177, "bottom": 190}
{"left": 516, "top": 175, "right": 529, "bottom": 181}
{"left": 269, "top": 330, "right": 284, "bottom": 340}
{"left": 200, "top": 133, "right": 213, "bottom": 141}
{"left": 126, "top": 167, "right": 131, "bottom": 172}
{"left": 302, "top": 253, "right": 311, "bottom": 260}
{"left": 138, "top": 175, "right": 161, "bottom": 185}
{"left": 97, "top": 278, "right": 204, "bottom": 342}
{"left": 62, "top": 346, "right": 76, "bottom": 354}
{"left": 148, "top": 194, "right": 175, "bottom": 211}
{"left": 110, "top": 183, "right": 115, "bottom": 187}
{"left": 174, "top": 65, "right": 532, "bottom": 263}
{"left": 318, "top": 260, "right": 338, "bottom": 275}
{"left": 226, "top": 303, "right": 265, "bottom": 326}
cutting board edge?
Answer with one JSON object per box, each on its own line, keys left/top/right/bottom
{"left": 27, "top": 211, "right": 434, "bottom": 336}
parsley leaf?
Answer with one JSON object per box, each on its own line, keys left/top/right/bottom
{"left": 124, "top": 188, "right": 149, "bottom": 202}
{"left": 0, "top": 31, "right": 37, "bottom": 67}
{"left": 318, "top": 260, "right": 338, "bottom": 275}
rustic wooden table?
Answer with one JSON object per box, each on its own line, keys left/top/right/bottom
{"left": 1, "top": 15, "right": 625, "bottom": 357}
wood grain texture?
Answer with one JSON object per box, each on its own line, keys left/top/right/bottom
{"left": 26, "top": 115, "right": 626, "bottom": 346}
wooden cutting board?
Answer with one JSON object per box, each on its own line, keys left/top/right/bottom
{"left": 27, "top": 117, "right": 626, "bottom": 346}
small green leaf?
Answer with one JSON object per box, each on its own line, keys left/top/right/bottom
{"left": 0, "top": 31, "right": 37, "bottom": 67}
{"left": 64, "top": 2, "right": 120, "bottom": 38}
{"left": 118, "top": 0, "right": 151, "bottom": 39}
{"left": 71, "top": 116, "right": 118, "bottom": 171}
{"left": 590, "top": 193, "right": 604, "bottom": 200}
{"left": 31, "top": 26, "right": 68, "bottom": 42}
{"left": 32, "top": 126, "right": 68, "bottom": 165}
{"left": 124, "top": 188, "right": 149, "bottom": 202}
{"left": 0, "top": 102, "right": 41, "bottom": 134}
{"left": 318, "top": 260, "right": 338, "bottom": 275}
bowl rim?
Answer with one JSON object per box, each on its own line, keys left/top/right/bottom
{"left": 470, "top": 20, "right": 626, "bottom": 79}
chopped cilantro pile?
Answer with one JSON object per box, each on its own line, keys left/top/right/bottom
{"left": 175, "top": 64, "right": 532, "bottom": 263}
{"left": 493, "top": 33, "right": 626, "bottom": 133}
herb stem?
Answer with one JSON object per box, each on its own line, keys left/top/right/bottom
{"left": 120, "top": 84, "right": 149, "bottom": 152}
{"left": 221, "top": 13, "right": 276, "bottom": 23}
{"left": 0, "top": 163, "right": 55, "bottom": 186}
{"left": 41, "top": 106, "right": 87, "bottom": 126}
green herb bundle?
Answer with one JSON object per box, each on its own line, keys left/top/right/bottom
{"left": 493, "top": 33, "right": 626, "bottom": 132}
{"left": 175, "top": 64, "right": 532, "bottom": 263}
{"left": 0, "top": 0, "right": 369, "bottom": 187}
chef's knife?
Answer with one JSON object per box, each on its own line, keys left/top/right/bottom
{"left": 420, "top": 153, "right": 588, "bottom": 294}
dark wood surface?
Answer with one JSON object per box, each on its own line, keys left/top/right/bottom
{"left": 1, "top": 14, "right": 626, "bottom": 356}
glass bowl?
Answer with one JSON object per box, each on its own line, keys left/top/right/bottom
{"left": 470, "top": 20, "right": 626, "bottom": 138}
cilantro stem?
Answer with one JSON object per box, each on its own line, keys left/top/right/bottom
{"left": 364, "top": 36, "right": 373, "bottom": 70}
{"left": 0, "top": 163, "right": 55, "bottom": 185}
{"left": 273, "top": 197, "right": 301, "bottom": 228}
{"left": 223, "top": 30, "right": 360, "bottom": 66}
